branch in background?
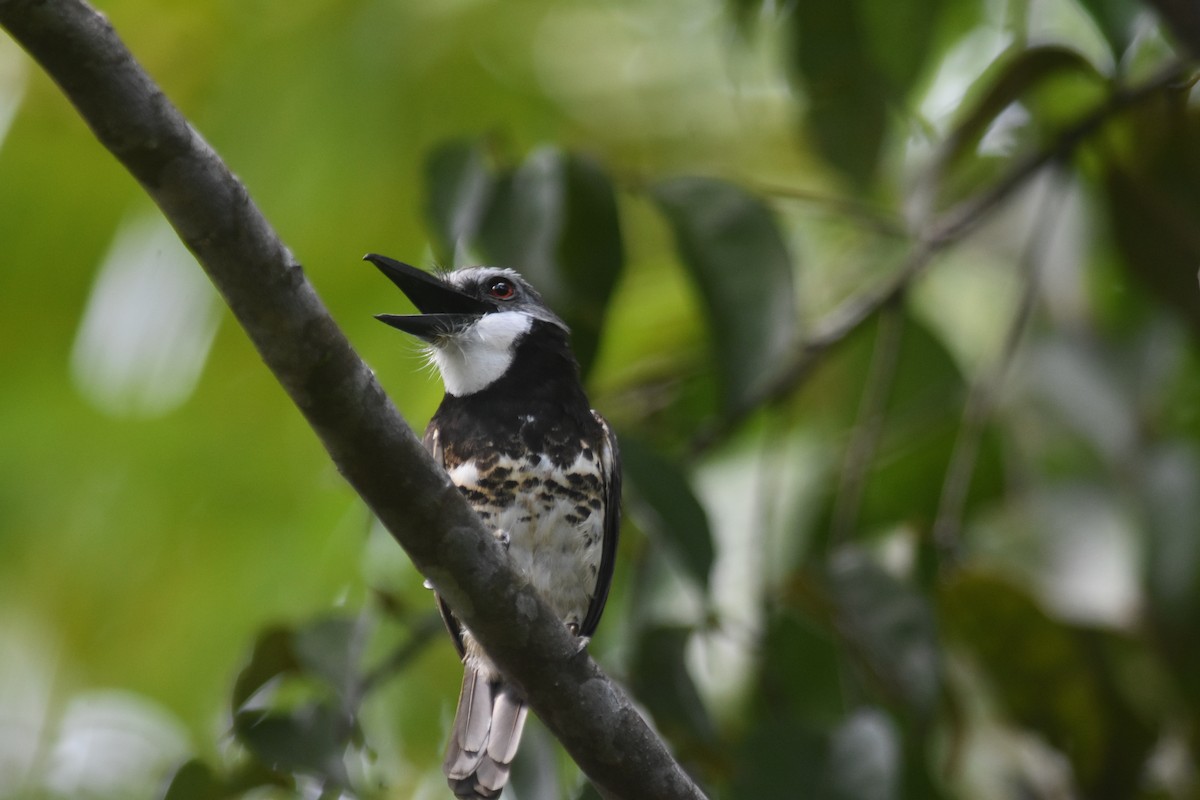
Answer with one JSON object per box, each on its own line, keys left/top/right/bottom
{"left": 931, "top": 174, "right": 1064, "bottom": 566}
{"left": 692, "top": 58, "right": 1190, "bottom": 453}
{"left": 0, "top": 2, "right": 704, "bottom": 798}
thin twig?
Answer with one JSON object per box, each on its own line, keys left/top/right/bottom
{"left": 931, "top": 172, "right": 1065, "bottom": 566}
{"left": 829, "top": 298, "right": 907, "bottom": 545}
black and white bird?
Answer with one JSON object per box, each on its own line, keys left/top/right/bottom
{"left": 366, "top": 254, "right": 621, "bottom": 799}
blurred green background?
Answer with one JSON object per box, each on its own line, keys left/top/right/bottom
{"left": 3, "top": 0, "right": 1200, "bottom": 798}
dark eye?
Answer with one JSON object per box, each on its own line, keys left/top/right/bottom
{"left": 487, "top": 278, "right": 517, "bottom": 300}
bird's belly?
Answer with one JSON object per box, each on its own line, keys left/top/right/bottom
{"left": 495, "top": 496, "right": 602, "bottom": 628}
{"left": 450, "top": 454, "right": 604, "bottom": 629}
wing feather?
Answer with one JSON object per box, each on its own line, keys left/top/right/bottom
{"left": 424, "top": 422, "right": 467, "bottom": 659}
{"left": 580, "top": 412, "right": 620, "bottom": 637}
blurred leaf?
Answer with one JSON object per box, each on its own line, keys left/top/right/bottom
{"left": 234, "top": 703, "right": 352, "bottom": 788}
{"left": 160, "top": 759, "right": 222, "bottom": 800}
{"left": 809, "top": 314, "right": 1004, "bottom": 536}
{"left": 753, "top": 605, "right": 845, "bottom": 727}
{"left": 943, "top": 45, "right": 1103, "bottom": 170}
{"left": 620, "top": 436, "right": 715, "bottom": 591}
{"left": 424, "top": 139, "right": 495, "bottom": 263}
{"left": 574, "top": 781, "right": 605, "bottom": 800}
{"left": 824, "top": 708, "right": 900, "bottom": 800}
{"left": 629, "top": 625, "right": 719, "bottom": 751}
{"left": 788, "top": 2, "right": 889, "bottom": 188}
{"left": 554, "top": 152, "right": 626, "bottom": 372}
{"left": 825, "top": 549, "right": 941, "bottom": 720}
{"left": 940, "top": 571, "right": 1156, "bottom": 795}
{"left": 731, "top": 708, "right": 899, "bottom": 800}
{"left": 653, "top": 176, "right": 798, "bottom": 411}
{"left": 233, "top": 625, "right": 301, "bottom": 712}
{"left": 1102, "top": 100, "right": 1200, "bottom": 339}
{"left": 1141, "top": 444, "right": 1200, "bottom": 713}
{"left": 509, "top": 721, "right": 563, "bottom": 800}
{"left": 292, "top": 614, "right": 366, "bottom": 706}
{"left": 1077, "top": 0, "right": 1140, "bottom": 57}
{"left": 730, "top": 718, "right": 826, "bottom": 800}
{"left": 859, "top": 0, "right": 942, "bottom": 97}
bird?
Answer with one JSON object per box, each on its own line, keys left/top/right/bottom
{"left": 365, "top": 253, "right": 621, "bottom": 799}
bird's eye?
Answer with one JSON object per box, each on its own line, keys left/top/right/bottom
{"left": 487, "top": 279, "right": 517, "bottom": 300}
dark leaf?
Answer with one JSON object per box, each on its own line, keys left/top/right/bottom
{"left": 942, "top": 45, "right": 1103, "bottom": 170}
{"left": 859, "top": 0, "right": 944, "bottom": 97}
{"left": 234, "top": 703, "right": 352, "bottom": 787}
{"left": 653, "top": 176, "right": 798, "bottom": 411}
{"left": 825, "top": 548, "right": 941, "bottom": 720}
{"left": 620, "top": 436, "right": 715, "bottom": 591}
{"left": 1076, "top": 0, "right": 1140, "bottom": 57}
{"left": 554, "top": 152, "right": 625, "bottom": 374}
{"left": 789, "top": 2, "right": 889, "bottom": 188}
{"left": 629, "top": 625, "right": 719, "bottom": 751}
{"left": 159, "top": 759, "right": 221, "bottom": 800}
{"left": 1101, "top": 100, "right": 1200, "bottom": 338}
{"left": 730, "top": 718, "right": 826, "bottom": 800}
{"left": 291, "top": 614, "right": 366, "bottom": 704}
{"left": 232, "top": 625, "right": 300, "bottom": 713}
{"left": 939, "top": 571, "right": 1157, "bottom": 795}
{"left": 754, "top": 605, "right": 845, "bottom": 727}
{"left": 424, "top": 139, "right": 495, "bottom": 262}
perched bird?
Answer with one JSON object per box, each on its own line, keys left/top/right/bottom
{"left": 366, "top": 254, "right": 621, "bottom": 799}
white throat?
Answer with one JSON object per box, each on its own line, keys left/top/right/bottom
{"left": 432, "top": 312, "right": 533, "bottom": 397}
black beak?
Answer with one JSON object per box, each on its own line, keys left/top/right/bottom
{"left": 365, "top": 253, "right": 493, "bottom": 339}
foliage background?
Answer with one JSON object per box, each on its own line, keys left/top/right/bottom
{"left": 2, "top": 0, "right": 1199, "bottom": 798}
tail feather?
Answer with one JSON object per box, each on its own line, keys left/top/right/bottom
{"left": 444, "top": 666, "right": 528, "bottom": 799}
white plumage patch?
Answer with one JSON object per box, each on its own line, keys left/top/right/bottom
{"left": 449, "top": 448, "right": 607, "bottom": 679}
{"left": 430, "top": 312, "right": 533, "bottom": 397}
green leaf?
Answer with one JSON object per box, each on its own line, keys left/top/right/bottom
{"left": 754, "top": 606, "right": 846, "bottom": 726}
{"left": 629, "top": 624, "right": 719, "bottom": 750}
{"left": 789, "top": 2, "right": 889, "bottom": 188}
{"left": 825, "top": 549, "right": 941, "bottom": 720}
{"left": 159, "top": 759, "right": 222, "bottom": 800}
{"left": 1101, "top": 101, "right": 1200, "bottom": 338}
{"left": 554, "top": 152, "right": 626, "bottom": 374}
{"left": 859, "top": 0, "right": 943, "bottom": 97}
{"left": 730, "top": 718, "right": 826, "bottom": 800}
{"left": 1076, "top": 0, "right": 1140, "bottom": 57}
{"left": 423, "top": 139, "right": 495, "bottom": 263}
{"left": 232, "top": 625, "right": 301, "bottom": 713}
{"left": 620, "top": 436, "right": 715, "bottom": 591}
{"left": 652, "top": 176, "right": 798, "bottom": 411}
{"left": 292, "top": 614, "right": 366, "bottom": 704}
{"left": 942, "top": 45, "right": 1104, "bottom": 169}
{"left": 939, "top": 571, "right": 1156, "bottom": 794}
{"left": 234, "top": 703, "right": 352, "bottom": 787}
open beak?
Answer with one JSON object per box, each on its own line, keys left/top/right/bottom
{"left": 365, "top": 253, "right": 493, "bottom": 340}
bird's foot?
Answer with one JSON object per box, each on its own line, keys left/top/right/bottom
{"left": 566, "top": 622, "right": 591, "bottom": 654}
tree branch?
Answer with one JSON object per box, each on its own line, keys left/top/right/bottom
{"left": 0, "top": 2, "right": 704, "bottom": 798}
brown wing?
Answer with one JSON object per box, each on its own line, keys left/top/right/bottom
{"left": 424, "top": 422, "right": 467, "bottom": 660}
{"left": 579, "top": 412, "right": 620, "bottom": 638}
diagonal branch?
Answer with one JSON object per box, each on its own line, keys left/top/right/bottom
{"left": 0, "top": 2, "right": 704, "bottom": 798}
